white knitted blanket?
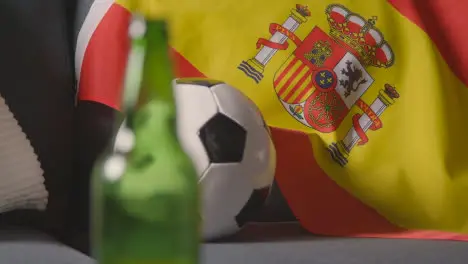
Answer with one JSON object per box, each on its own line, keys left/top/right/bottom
{"left": 0, "top": 95, "right": 48, "bottom": 213}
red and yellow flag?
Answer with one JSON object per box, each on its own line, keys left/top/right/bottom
{"left": 76, "top": 0, "right": 468, "bottom": 240}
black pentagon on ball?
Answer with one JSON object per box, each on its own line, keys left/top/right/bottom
{"left": 198, "top": 113, "right": 246, "bottom": 163}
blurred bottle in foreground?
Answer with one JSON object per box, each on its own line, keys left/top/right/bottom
{"left": 91, "top": 13, "right": 200, "bottom": 264}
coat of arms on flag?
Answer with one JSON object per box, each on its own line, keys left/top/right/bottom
{"left": 238, "top": 4, "right": 400, "bottom": 166}
{"left": 238, "top": 4, "right": 399, "bottom": 166}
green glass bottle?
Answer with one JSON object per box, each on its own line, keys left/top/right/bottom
{"left": 91, "top": 14, "right": 199, "bottom": 264}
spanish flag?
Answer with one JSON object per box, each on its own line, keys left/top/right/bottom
{"left": 76, "top": 0, "right": 468, "bottom": 240}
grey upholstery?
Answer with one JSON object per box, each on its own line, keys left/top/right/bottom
{"left": 0, "top": 229, "right": 94, "bottom": 264}
{"left": 204, "top": 223, "right": 468, "bottom": 264}
{"left": 1, "top": 225, "right": 468, "bottom": 264}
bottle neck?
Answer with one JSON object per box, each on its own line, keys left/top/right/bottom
{"left": 122, "top": 16, "right": 175, "bottom": 114}
{"left": 141, "top": 19, "right": 174, "bottom": 105}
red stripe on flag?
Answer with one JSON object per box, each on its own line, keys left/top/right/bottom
{"left": 389, "top": 0, "right": 468, "bottom": 86}
{"left": 271, "top": 127, "right": 468, "bottom": 241}
{"left": 78, "top": 4, "right": 131, "bottom": 110}
{"left": 170, "top": 49, "right": 205, "bottom": 78}
{"left": 78, "top": 4, "right": 204, "bottom": 110}
{"left": 271, "top": 128, "right": 405, "bottom": 235}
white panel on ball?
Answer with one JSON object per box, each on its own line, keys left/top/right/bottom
{"left": 211, "top": 84, "right": 276, "bottom": 189}
{"left": 244, "top": 132, "right": 276, "bottom": 190}
{"left": 199, "top": 162, "right": 253, "bottom": 240}
{"left": 173, "top": 82, "right": 217, "bottom": 176}
{"left": 210, "top": 84, "right": 265, "bottom": 130}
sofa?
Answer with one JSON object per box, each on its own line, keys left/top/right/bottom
{"left": 0, "top": 0, "right": 467, "bottom": 263}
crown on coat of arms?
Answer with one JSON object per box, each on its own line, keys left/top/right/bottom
{"left": 326, "top": 4, "right": 395, "bottom": 68}
{"left": 296, "top": 4, "right": 312, "bottom": 17}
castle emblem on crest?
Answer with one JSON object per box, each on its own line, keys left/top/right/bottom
{"left": 238, "top": 4, "right": 400, "bottom": 166}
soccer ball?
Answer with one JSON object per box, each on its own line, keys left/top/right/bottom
{"left": 173, "top": 78, "right": 276, "bottom": 240}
